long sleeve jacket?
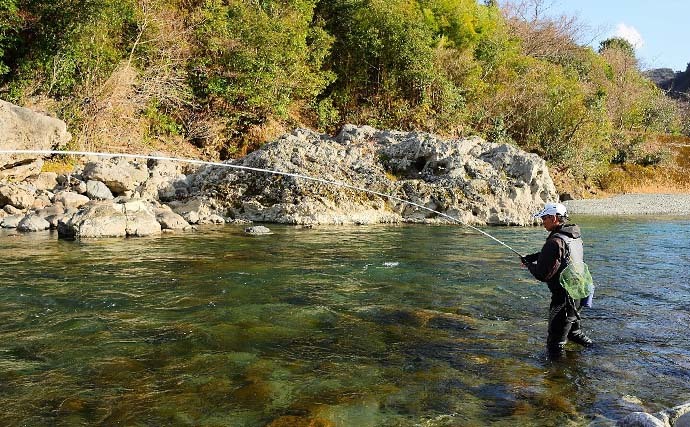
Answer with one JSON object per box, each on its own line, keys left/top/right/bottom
{"left": 524, "top": 224, "right": 582, "bottom": 299}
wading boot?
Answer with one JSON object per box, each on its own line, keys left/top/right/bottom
{"left": 547, "top": 344, "right": 566, "bottom": 360}
{"left": 568, "top": 330, "right": 593, "bottom": 347}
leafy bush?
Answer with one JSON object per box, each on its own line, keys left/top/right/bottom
{"left": 4, "top": 0, "right": 137, "bottom": 100}
{"left": 190, "top": 0, "right": 334, "bottom": 145}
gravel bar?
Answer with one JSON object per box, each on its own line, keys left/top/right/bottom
{"left": 563, "top": 194, "right": 690, "bottom": 216}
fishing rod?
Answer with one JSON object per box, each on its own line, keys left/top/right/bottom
{"left": 0, "top": 149, "right": 525, "bottom": 256}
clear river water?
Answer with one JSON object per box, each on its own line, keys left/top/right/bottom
{"left": 1, "top": 216, "right": 688, "bottom": 426}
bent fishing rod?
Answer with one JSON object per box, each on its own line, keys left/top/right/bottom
{"left": 0, "top": 149, "right": 524, "bottom": 257}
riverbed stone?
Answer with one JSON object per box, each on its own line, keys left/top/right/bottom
{"left": 82, "top": 157, "right": 149, "bottom": 194}
{"left": 168, "top": 197, "right": 218, "bottom": 225}
{"left": 85, "top": 180, "right": 114, "bottom": 200}
{"left": 125, "top": 209, "right": 161, "bottom": 237}
{"left": 657, "top": 402, "right": 690, "bottom": 426}
{"left": 58, "top": 202, "right": 127, "bottom": 238}
{"left": 245, "top": 226, "right": 271, "bottom": 235}
{"left": 4, "top": 204, "right": 23, "bottom": 215}
{"left": 53, "top": 191, "right": 90, "bottom": 209}
{"left": 0, "top": 215, "right": 21, "bottom": 228}
{"left": 72, "top": 179, "right": 87, "bottom": 194}
{"left": 676, "top": 412, "right": 690, "bottom": 427}
{"left": 155, "top": 209, "right": 190, "bottom": 230}
{"left": 29, "top": 172, "right": 58, "bottom": 191}
{"left": 199, "top": 213, "right": 225, "bottom": 224}
{"left": 31, "top": 196, "right": 51, "bottom": 210}
{"left": 17, "top": 214, "right": 50, "bottom": 232}
{"left": 617, "top": 412, "right": 665, "bottom": 427}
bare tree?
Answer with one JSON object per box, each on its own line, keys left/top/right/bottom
{"left": 499, "top": 0, "right": 603, "bottom": 60}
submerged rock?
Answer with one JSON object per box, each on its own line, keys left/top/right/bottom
{"left": 244, "top": 226, "right": 271, "bottom": 235}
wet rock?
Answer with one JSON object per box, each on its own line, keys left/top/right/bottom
{"left": 676, "top": 412, "right": 690, "bottom": 427}
{"left": 155, "top": 209, "right": 191, "bottom": 230}
{"left": 58, "top": 202, "right": 127, "bottom": 238}
{"left": 657, "top": 402, "right": 690, "bottom": 426}
{"left": 617, "top": 412, "right": 665, "bottom": 427}
{"left": 245, "top": 226, "right": 271, "bottom": 235}
{"left": 267, "top": 415, "right": 334, "bottom": 427}
{"left": 17, "top": 214, "right": 50, "bottom": 232}
{"left": 617, "top": 401, "right": 690, "bottom": 427}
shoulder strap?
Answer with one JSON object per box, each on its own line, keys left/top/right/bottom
{"left": 550, "top": 233, "right": 572, "bottom": 265}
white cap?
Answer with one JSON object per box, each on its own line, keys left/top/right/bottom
{"left": 533, "top": 202, "right": 567, "bottom": 218}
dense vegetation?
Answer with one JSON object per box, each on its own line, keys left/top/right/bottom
{"left": 1, "top": 0, "right": 687, "bottom": 192}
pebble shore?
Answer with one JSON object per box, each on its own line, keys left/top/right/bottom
{"left": 563, "top": 194, "right": 690, "bottom": 216}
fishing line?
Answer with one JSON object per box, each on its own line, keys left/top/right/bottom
{"left": 0, "top": 149, "right": 524, "bottom": 256}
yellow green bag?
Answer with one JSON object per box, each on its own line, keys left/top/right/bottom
{"left": 560, "top": 260, "right": 594, "bottom": 300}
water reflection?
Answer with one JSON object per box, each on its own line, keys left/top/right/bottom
{"left": 0, "top": 218, "right": 689, "bottom": 425}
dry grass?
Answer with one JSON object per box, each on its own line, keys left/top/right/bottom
{"left": 597, "top": 137, "right": 690, "bottom": 195}
{"left": 599, "top": 165, "right": 690, "bottom": 194}
{"left": 551, "top": 135, "right": 690, "bottom": 197}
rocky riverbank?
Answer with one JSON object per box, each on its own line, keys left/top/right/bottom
{"left": 1, "top": 100, "right": 561, "bottom": 236}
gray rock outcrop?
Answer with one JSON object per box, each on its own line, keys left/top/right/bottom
{"left": 0, "top": 99, "right": 71, "bottom": 179}
{"left": 189, "top": 126, "right": 557, "bottom": 225}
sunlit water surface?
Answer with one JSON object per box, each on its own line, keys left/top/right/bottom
{"left": 1, "top": 217, "right": 689, "bottom": 426}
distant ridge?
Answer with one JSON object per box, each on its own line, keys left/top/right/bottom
{"left": 645, "top": 64, "right": 690, "bottom": 99}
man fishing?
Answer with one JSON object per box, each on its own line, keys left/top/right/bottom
{"left": 521, "top": 202, "right": 593, "bottom": 359}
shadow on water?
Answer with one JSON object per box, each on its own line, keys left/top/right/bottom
{"left": 0, "top": 218, "right": 689, "bottom": 426}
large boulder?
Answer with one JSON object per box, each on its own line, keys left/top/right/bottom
{"left": 53, "top": 191, "right": 90, "bottom": 209}
{"left": 119, "top": 199, "right": 162, "bottom": 236}
{"left": 0, "top": 99, "right": 71, "bottom": 179}
{"left": 17, "top": 214, "right": 50, "bottom": 232}
{"left": 186, "top": 126, "right": 558, "bottom": 226}
{"left": 155, "top": 208, "right": 191, "bottom": 230}
{"left": 85, "top": 180, "right": 114, "bottom": 200}
{"left": 82, "top": 157, "right": 149, "bottom": 194}
{"left": 58, "top": 202, "right": 127, "bottom": 238}
{"left": 0, "top": 183, "right": 36, "bottom": 210}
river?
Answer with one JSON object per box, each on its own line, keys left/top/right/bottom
{"left": 1, "top": 216, "right": 688, "bottom": 426}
